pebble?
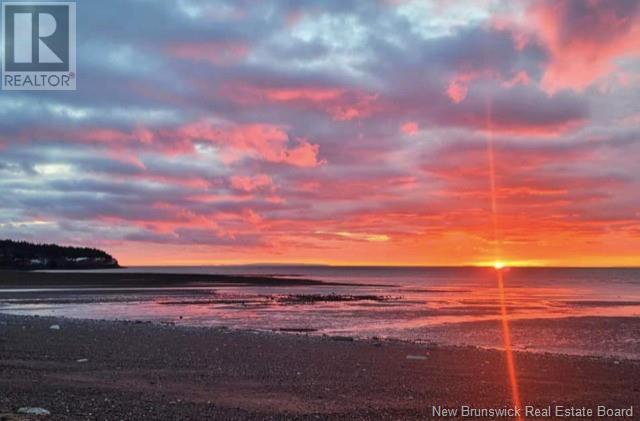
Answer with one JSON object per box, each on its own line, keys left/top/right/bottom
{"left": 17, "top": 407, "right": 51, "bottom": 416}
{"left": 330, "top": 336, "right": 354, "bottom": 342}
{"left": 49, "top": 324, "right": 61, "bottom": 330}
{"left": 406, "top": 355, "right": 427, "bottom": 360}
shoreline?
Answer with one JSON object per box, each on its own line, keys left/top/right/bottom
{"left": 3, "top": 270, "right": 640, "bottom": 363}
{"left": 0, "top": 269, "right": 339, "bottom": 289}
{"left": 2, "top": 269, "right": 640, "bottom": 363}
{"left": 1, "top": 313, "right": 638, "bottom": 420}
{"left": 4, "top": 311, "right": 640, "bottom": 362}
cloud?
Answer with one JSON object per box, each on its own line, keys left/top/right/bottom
{"left": 315, "top": 230, "right": 390, "bottom": 242}
{"left": 166, "top": 40, "right": 250, "bottom": 65}
{"left": 1, "top": 0, "right": 639, "bottom": 265}
{"left": 530, "top": 0, "right": 640, "bottom": 93}
{"left": 176, "top": 120, "right": 325, "bottom": 167}
{"left": 126, "top": 228, "right": 264, "bottom": 247}
{"left": 219, "top": 82, "right": 379, "bottom": 121}
{"left": 400, "top": 121, "right": 418, "bottom": 135}
{"left": 230, "top": 174, "right": 274, "bottom": 192}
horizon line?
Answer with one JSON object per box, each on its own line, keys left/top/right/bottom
{"left": 119, "top": 263, "right": 640, "bottom": 270}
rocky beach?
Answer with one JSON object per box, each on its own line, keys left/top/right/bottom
{"left": 0, "top": 313, "right": 638, "bottom": 420}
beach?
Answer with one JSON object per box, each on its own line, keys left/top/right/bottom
{"left": 3, "top": 267, "right": 640, "bottom": 359}
{"left": 2, "top": 0, "right": 639, "bottom": 419}
{"left": 0, "top": 313, "right": 638, "bottom": 420}
{"left": 1, "top": 269, "right": 639, "bottom": 419}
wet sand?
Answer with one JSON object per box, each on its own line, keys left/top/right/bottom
{"left": 0, "top": 270, "right": 328, "bottom": 289}
{"left": 0, "top": 313, "right": 638, "bottom": 420}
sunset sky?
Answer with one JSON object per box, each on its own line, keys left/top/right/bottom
{"left": 1, "top": 0, "right": 640, "bottom": 266}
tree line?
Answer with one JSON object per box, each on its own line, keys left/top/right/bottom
{"left": 0, "top": 239, "right": 119, "bottom": 269}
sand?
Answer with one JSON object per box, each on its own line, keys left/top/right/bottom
{"left": 0, "top": 270, "right": 329, "bottom": 289}
{"left": 0, "top": 313, "right": 638, "bottom": 420}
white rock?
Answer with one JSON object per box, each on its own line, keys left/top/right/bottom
{"left": 406, "top": 355, "right": 427, "bottom": 360}
{"left": 77, "top": 358, "right": 89, "bottom": 363}
{"left": 49, "top": 324, "right": 60, "bottom": 330}
{"left": 17, "top": 407, "right": 51, "bottom": 415}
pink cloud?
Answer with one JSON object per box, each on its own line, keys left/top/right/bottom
{"left": 328, "top": 97, "right": 377, "bottom": 121}
{"left": 177, "top": 120, "right": 324, "bottom": 167}
{"left": 530, "top": 0, "right": 640, "bottom": 93}
{"left": 446, "top": 70, "right": 530, "bottom": 104}
{"left": 230, "top": 174, "right": 274, "bottom": 192}
{"left": 502, "top": 70, "right": 530, "bottom": 88}
{"left": 227, "top": 84, "right": 345, "bottom": 103}
{"left": 166, "top": 41, "right": 249, "bottom": 65}
{"left": 281, "top": 138, "right": 324, "bottom": 167}
{"left": 447, "top": 79, "right": 469, "bottom": 103}
{"left": 446, "top": 72, "right": 482, "bottom": 103}
{"left": 400, "top": 121, "right": 418, "bottom": 135}
{"left": 219, "top": 83, "right": 378, "bottom": 121}
{"left": 13, "top": 119, "right": 323, "bottom": 168}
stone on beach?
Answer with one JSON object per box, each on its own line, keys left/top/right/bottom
{"left": 49, "top": 324, "right": 60, "bottom": 330}
{"left": 17, "top": 407, "right": 51, "bottom": 416}
{"left": 0, "top": 313, "right": 638, "bottom": 420}
{"left": 329, "top": 335, "right": 355, "bottom": 342}
{"left": 406, "top": 355, "right": 427, "bottom": 360}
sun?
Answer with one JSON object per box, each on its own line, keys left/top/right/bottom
{"left": 493, "top": 261, "right": 506, "bottom": 270}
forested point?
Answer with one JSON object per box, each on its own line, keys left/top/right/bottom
{"left": 0, "top": 239, "right": 119, "bottom": 270}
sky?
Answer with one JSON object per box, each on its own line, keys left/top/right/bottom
{"left": 1, "top": 0, "right": 640, "bottom": 267}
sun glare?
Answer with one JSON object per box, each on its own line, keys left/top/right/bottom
{"left": 493, "top": 261, "right": 505, "bottom": 270}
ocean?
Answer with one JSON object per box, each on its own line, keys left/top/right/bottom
{"left": 2, "top": 266, "right": 640, "bottom": 359}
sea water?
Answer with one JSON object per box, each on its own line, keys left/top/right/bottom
{"left": 1, "top": 266, "right": 639, "bottom": 359}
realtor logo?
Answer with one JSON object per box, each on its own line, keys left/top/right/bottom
{"left": 2, "top": 1, "right": 76, "bottom": 90}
